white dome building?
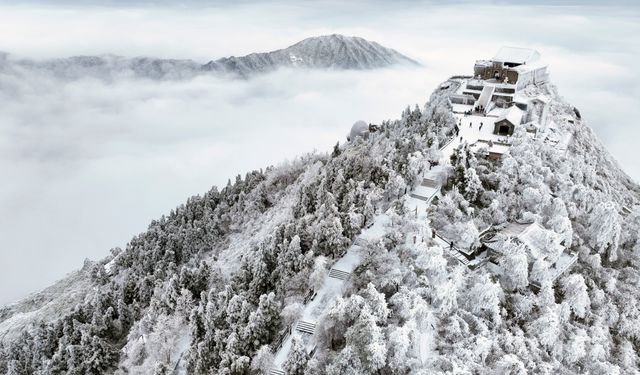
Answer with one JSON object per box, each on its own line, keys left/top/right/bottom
{"left": 348, "top": 120, "right": 369, "bottom": 141}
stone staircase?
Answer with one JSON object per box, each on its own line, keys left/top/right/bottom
{"left": 476, "top": 85, "right": 495, "bottom": 113}
{"left": 328, "top": 268, "right": 351, "bottom": 281}
{"left": 421, "top": 177, "right": 439, "bottom": 188}
{"left": 448, "top": 249, "right": 470, "bottom": 265}
{"left": 296, "top": 320, "right": 316, "bottom": 335}
{"left": 433, "top": 232, "right": 470, "bottom": 266}
{"left": 354, "top": 237, "right": 366, "bottom": 247}
{"left": 410, "top": 174, "right": 441, "bottom": 202}
{"left": 269, "top": 368, "right": 285, "bottom": 375}
{"left": 409, "top": 192, "right": 430, "bottom": 201}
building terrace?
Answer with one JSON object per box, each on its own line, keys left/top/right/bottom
{"left": 448, "top": 46, "right": 555, "bottom": 160}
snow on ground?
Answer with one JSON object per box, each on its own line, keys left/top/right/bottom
{"left": 271, "top": 213, "right": 392, "bottom": 372}
{"left": 452, "top": 113, "right": 509, "bottom": 147}
{"left": 218, "top": 193, "right": 296, "bottom": 274}
{"left": 357, "top": 214, "right": 392, "bottom": 243}
{"left": 117, "top": 317, "right": 192, "bottom": 375}
{"left": 404, "top": 194, "right": 438, "bottom": 364}
{"left": 301, "top": 277, "right": 344, "bottom": 322}
{"left": 0, "top": 267, "right": 93, "bottom": 344}
{"left": 217, "top": 163, "right": 324, "bottom": 275}
{"left": 451, "top": 103, "right": 473, "bottom": 114}
{"left": 544, "top": 120, "right": 573, "bottom": 155}
{"left": 402, "top": 152, "right": 457, "bottom": 364}
{"left": 413, "top": 94, "right": 511, "bottom": 207}
{"left": 546, "top": 251, "right": 579, "bottom": 284}
{"left": 407, "top": 193, "right": 431, "bottom": 221}
{"left": 0, "top": 310, "right": 40, "bottom": 343}
{"left": 401, "top": 132, "right": 482, "bottom": 364}
{"left": 411, "top": 184, "right": 439, "bottom": 201}
{"left": 104, "top": 251, "right": 122, "bottom": 274}
{"left": 271, "top": 101, "right": 538, "bottom": 369}
{"left": 272, "top": 332, "right": 294, "bottom": 371}
{"left": 172, "top": 326, "right": 192, "bottom": 375}
{"left": 402, "top": 80, "right": 584, "bottom": 365}
{"left": 417, "top": 311, "right": 437, "bottom": 365}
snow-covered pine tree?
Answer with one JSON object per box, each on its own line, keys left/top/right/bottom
{"left": 283, "top": 334, "right": 309, "bottom": 375}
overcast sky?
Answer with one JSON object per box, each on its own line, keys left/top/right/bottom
{"left": 0, "top": 0, "right": 638, "bottom": 305}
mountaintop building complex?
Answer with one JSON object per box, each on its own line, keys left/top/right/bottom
{"left": 473, "top": 46, "right": 548, "bottom": 90}
{"left": 448, "top": 47, "right": 564, "bottom": 160}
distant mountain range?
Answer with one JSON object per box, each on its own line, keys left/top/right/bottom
{"left": 0, "top": 34, "right": 419, "bottom": 80}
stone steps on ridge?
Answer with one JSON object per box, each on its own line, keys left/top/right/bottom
{"left": 328, "top": 268, "right": 351, "bottom": 281}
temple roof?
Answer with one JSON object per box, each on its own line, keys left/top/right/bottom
{"left": 496, "top": 106, "right": 524, "bottom": 126}
{"left": 493, "top": 47, "right": 540, "bottom": 65}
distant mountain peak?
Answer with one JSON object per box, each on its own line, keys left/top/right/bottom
{"left": 205, "top": 34, "right": 419, "bottom": 76}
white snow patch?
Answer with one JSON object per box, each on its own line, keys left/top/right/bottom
{"left": 271, "top": 213, "right": 391, "bottom": 371}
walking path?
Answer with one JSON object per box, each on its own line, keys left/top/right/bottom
{"left": 270, "top": 214, "right": 392, "bottom": 374}
{"left": 270, "top": 122, "right": 484, "bottom": 372}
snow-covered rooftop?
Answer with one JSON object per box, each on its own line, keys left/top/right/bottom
{"left": 531, "top": 94, "right": 550, "bottom": 104}
{"left": 470, "top": 141, "right": 510, "bottom": 156}
{"left": 518, "top": 223, "right": 562, "bottom": 258}
{"left": 493, "top": 47, "right": 540, "bottom": 65}
{"left": 490, "top": 222, "right": 565, "bottom": 261}
{"left": 496, "top": 106, "right": 524, "bottom": 126}
{"left": 511, "top": 59, "right": 548, "bottom": 73}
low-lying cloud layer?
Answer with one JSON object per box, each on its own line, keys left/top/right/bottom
{"left": 0, "top": 1, "right": 638, "bottom": 305}
{"left": 0, "top": 65, "right": 435, "bottom": 304}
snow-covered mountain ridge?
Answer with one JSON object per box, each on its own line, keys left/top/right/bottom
{"left": 0, "top": 35, "right": 418, "bottom": 80}
{"left": 1, "top": 52, "right": 640, "bottom": 374}
{"left": 204, "top": 34, "right": 419, "bottom": 76}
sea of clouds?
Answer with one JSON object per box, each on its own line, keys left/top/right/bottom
{"left": 0, "top": 64, "right": 436, "bottom": 304}
{"left": 0, "top": 0, "right": 638, "bottom": 304}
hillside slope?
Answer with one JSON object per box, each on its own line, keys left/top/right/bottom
{"left": 0, "top": 264, "right": 93, "bottom": 344}
{"left": 1, "top": 72, "right": 639, "bottom": 374}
